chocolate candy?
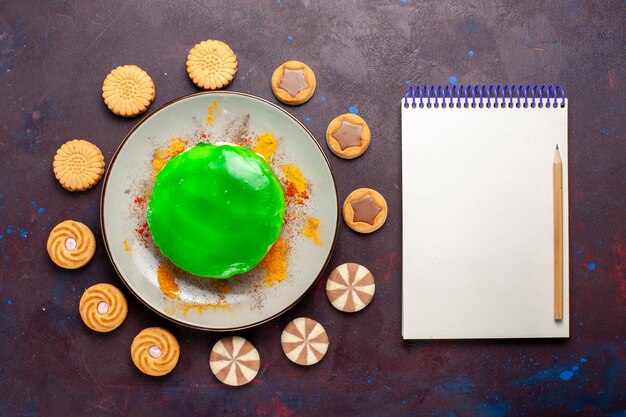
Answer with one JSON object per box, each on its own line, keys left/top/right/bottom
{"left": 279, "top": 69, "right": 309, "bottom": 98}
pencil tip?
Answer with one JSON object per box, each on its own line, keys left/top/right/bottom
{"left": 556, "top": 144, "right": 559, "bottom": 150}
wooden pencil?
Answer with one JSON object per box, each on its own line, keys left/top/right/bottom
{"left": 553, "top": 145, "right": 563, "bottom": 321}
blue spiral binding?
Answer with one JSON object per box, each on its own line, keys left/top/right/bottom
{"left": 404, "top": 84, "right": 566, "bottom": 109}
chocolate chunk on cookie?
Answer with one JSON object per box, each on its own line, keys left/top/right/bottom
{"left": 271, "top": 61, "right": 316, "bottom": 106}
{"left": 326, "top": 114, "right": 371, "bottom": 159}
{"left": 342, "top": 188, "right": 388, "bottom": 233}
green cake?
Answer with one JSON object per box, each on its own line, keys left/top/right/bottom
{"left": 147, "top": 142, "right": 285, "bottom": 278}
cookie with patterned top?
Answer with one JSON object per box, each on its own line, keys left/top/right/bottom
{"left": 53, "top": 139, "right": 105, "bottom": 191}
{"left": 209, "top": 336, "right": 260, "bottom": 386}
{"left": 186, "top": 40, "right": 237, "bottom": 90}
{"left": 102, "top": 65, "right": 155, "bottom": 117}
{"left": 281, "top": 317, "right": 329, "bottom": 366}
{"left": 326, "top": 263, "right": 375, "bottom": 313}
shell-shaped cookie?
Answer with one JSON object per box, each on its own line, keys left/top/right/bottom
{"left": 186, "top": 40, "right": 238, "bottom": 90}
{"left": 102, "top": 65, "right": 155, "bottom": 117}
{"left": 46, "top": 220, "right": 96, "bottom": 269}
{"left": 281, "top": 317, "right": 329, "bottom": 366}
{"left": 209, "top": 336, "right": 260, "bottom": 387}
{"left": 53, "top": 139, "right": 105, "bottom": 191}
{"left": 326, "top": 263, "right": 376, "bottom": 312}
{"left": 131, "top": 327, "right": 180, "bottom": 377}
{"left": 79, "top": 283, "right": 128, "bottom": 332}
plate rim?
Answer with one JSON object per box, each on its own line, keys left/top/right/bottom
{"left": 100, "top": 90, "right": 339, "bottom": 332}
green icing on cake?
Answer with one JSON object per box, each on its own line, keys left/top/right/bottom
{"left": 147, "top": 142, "right": 285, "bottom": 278}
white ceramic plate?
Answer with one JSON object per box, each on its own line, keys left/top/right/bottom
{"left": 101, "top": 92, "right": 338, "bottom": 331}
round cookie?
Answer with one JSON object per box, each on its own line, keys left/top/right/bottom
{"left": 271, "top": 61, "right": 316, "bottom": 106}
{"left": 53, "top": 139, "right": 105, "bottom": 191}
{"left": 47, "top": 220, "right": 96, "bottom": 269}
{"left": 342, "top": 188, "right": 388, "bottom": 233}
{"left": 186, "top": 40, "right": 237, "bottom": 90}
{"left": 79, "top": 283, "right": 128, "bottom": 332}
{"left": 326, "top": 114, "right": 371, "bottom": 159}
{"left": 209, "top": 336, "right": 260, "bottom": 386}
{"left": 102, "top": 65, "right": 155, "bottom": 117}
{"left": 281, "top": 317, "right": 329, "bottom": 366}
{"left": 131, "top": 327, "right": 180, "bottom": 377}
{"left": 326, "top": 263, "right": 376, "bottom": 313}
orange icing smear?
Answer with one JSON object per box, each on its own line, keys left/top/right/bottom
{"left": 206, "top": 100, "right": 218, "bottom": 127}
{"left": 281, "top": 164, "right": 308, "bottom": 204}
{"left": 303, "top": 216, "right": 322, "bottom": 246}
{"left": 260, "top": 237, "right": 289, "bottom": 287}
{"left": 123, "top": 239, "right": 131, "bottom": 252}
{"left": 157, "top": 263, "right": 232, "bottom": 316}
{"left": 157, "top": 264, "right": 179, "bottom": 299}
{"left": 152, "top": 138, "right": 188, "bottom": 172}
{"left": 178, "top": 298, "right": 232, "bottom": 316}
{"left": 253, "top": 132, "right": 278, "bottom": 162}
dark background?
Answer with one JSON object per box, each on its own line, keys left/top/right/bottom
{"left": 1, "top": 1, "right": 624, "bottom": 416}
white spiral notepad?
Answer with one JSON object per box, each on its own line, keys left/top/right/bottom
{"left": 401, "top": 85, "right": 569, "bottom": 339}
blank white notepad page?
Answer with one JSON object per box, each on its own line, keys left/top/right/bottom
{"left": 401, "top": 99, "right": 569, "bottom": 339}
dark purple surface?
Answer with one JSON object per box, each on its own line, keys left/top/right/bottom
{"left": 1, "top": 1, "right": 624, "bottom": 416}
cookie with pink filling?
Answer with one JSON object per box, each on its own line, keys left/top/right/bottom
{"left": 79, "top": 283, "right": 128, "bottom": 332}
{"left": 131, "top": 327, "right": 180, "bottom": 376}
{"left": 47, "top": 220, "right": 96, "bottom": 269}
